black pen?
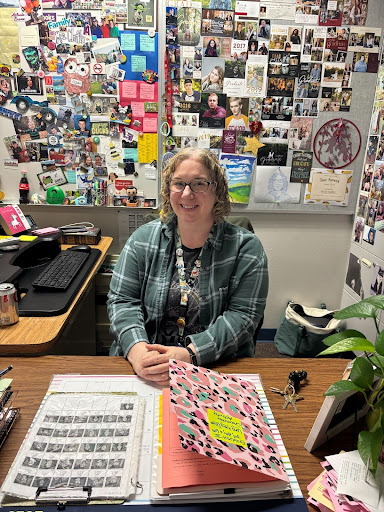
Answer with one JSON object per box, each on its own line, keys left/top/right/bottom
{"left": 0, "top": 366, "right": 13, "bottom": 378}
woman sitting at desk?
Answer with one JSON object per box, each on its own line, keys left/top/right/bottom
{"left": 108, "top": 148, "right": 268, "bottom": 385}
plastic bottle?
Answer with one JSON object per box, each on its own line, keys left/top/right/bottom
{"left": 19, "top": 170, "right": 29, "bottom": 204}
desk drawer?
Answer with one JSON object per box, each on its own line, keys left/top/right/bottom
{"left": 96, "top": 254, "right": 118, "bottom": 294}
{"left": 96, "top": 322, "right": 114, "bottom": 354}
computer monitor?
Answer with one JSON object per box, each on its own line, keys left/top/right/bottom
{"left": 0, "top": 205, "right": 32, "bottom": 236}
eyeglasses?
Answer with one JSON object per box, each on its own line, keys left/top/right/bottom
{"left": 169, "top": 179, "right": 213, "bottom": 193}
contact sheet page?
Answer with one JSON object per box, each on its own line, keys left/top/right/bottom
{"left": 1, "top": 392, "right": 145, "bottom": 501}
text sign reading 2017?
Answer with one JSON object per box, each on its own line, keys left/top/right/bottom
{"left": 207, "top": 409, "right": 247, "bottom": 448}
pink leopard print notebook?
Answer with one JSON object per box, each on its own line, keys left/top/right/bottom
{"left": 168, "top": 359, "right": 289, "bottom": 486}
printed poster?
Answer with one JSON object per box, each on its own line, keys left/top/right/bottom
{"left": 126, "top": 0, "right": 156, "bottom": 29}
{"left": 290, "top": 150, "right": 313, "bottom": 183}
{"left": 219, "top": 154, "right": 255, "bottom": 204}
{"left": 257, "top": 142, "right": 288, "bottom": 166}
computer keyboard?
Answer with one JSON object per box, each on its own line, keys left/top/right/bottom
{"left": 32, "top": 250, "right": 90, "bottom": 291}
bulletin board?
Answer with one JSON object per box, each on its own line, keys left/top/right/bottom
{"left": 0, "top": 0, "right": 383, "bottom": 217}
{"left": 159, "top": 0, "right": 384, "bottom": 215}
{"left": 0, "top": 0, "right": 160, "bottom": 209}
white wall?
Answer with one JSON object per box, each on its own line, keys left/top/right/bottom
{"left": 248, "top": 213, "right": 354, "bottom": 328}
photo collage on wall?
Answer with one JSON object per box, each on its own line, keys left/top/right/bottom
{"left": 165, "top": 0, "right": 379, "bottom": 206}
{"left": 354, "top": 49, "right": 384, "bottom": 248}
{"left": 0, "top": 0, "right": 158, "bottom": 207}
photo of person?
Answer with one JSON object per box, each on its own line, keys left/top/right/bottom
{"left": 257, "top": 19, "right": 270, "bottom": 40}
{"left": 353, "top": 216, "right": 364, "bottom": 243}
{"left": 74, "top": 116, "right": 91, "bottom": 137}
{"left": 177, "top": 6, "right": 202, "bottom": 46}
{"left": 182, "top": 57, "right": 194, "bottom": 77}
{"left": 93, "top": 154, "right": 107, "bottom": 175}
{"left": 225, "top": 60, "right": 245, "bottom": 79}
{"left": 353, "top": 52, "right": 368, "bottom": 72}
{"left": 199, "top": 92, "right": 226, "bottom": 128}
{"left": 363, "top": 226, "right": 376, "bottom": 245}
{"left": 16, "top": 73, "right": 41, "bottom": 94}
{"left": 234, "top": 21, "right": 246, "bottom": 40}
{"left": 166, "top": 7, "right": 177, "bottom": 25}
{"left": 180, "top": 79, "right": 201, "bottom": 102}
{"left": 0, "top": 77, "right": 13, "bottom": 102}
{"left": 4, "top": 136, "right": 29, "bottom": 163}
{"left": 166, "top": 27, "right": 178, "bottom": 45}
{"left": 225, "top": 97, "right": 249, "bottom": 131}
{"left": 201, "top": 62, "right": 224, "bottom": 92}
{"left": 204, "top": 37, "right": 220, "bottom": 57}
{"left": 370, "top": 266, "right": 384, "bottom": 295}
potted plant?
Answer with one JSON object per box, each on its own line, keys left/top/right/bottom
{"left": 318, "top": 295, "right": 384, "bottom": 477}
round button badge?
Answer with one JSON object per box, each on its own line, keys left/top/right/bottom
{"left": 48, "top": 135, "right": 59, "bottom": 146}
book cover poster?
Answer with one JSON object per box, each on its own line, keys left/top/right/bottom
{"left": 253, "top": 166, "right": 300, "bottom": 204}
{"left": 257, "top": 142, "right": 288, "bottom": 166}
{"left": 219, "top": 153, "right": 255, "bottom": 203}
{"left": 290, "top": 150, "right": 313, "bottom": 183}
{"left": 169, "top": 359, "right": 289, "bottom": 483}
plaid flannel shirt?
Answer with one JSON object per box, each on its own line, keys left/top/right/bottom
{"left": 107, "top": 218, "right": 268, "bottom": 366}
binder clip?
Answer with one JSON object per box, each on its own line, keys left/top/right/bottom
{"left": 35, "top": 486, "right": 92, "bottom": 509}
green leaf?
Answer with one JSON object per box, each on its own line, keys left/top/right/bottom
{"left": 324, "top": 380, "right": 363, "bottom": 396}
{"left": 317, "top": 337, "right": 375, "bottom": 356}
{"left": 375, "top": 330, "right": 384, "bottom": 357}
{"left": 350, "top": 358, "right": 374, "bottom": 389}
{"left": 323, "top": 330, "right": 366, "bottom": 347}
{"left": 373, "top": 368, "right": 384, "bottom": 378}
{"left": 358, "top": 428, "right": 384, "bottom": 475}
{"left": 370, "top": 353, "right": 384, "bottom": 369}
{"left": 362, "top": 296, "right": 384, "bottom": 310}
{"left": 334, "top": 303, "right": 378, "bottom": 320}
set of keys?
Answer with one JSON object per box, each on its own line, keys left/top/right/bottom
{"left": 269, "top": 370, "right": 307, "bottom": 413}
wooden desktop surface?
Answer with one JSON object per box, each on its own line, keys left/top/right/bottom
{"left": 0, "top": 356, "right": 352, "bottom": 510}
{"left": 0, "top": 237, "right": 113, "bottom": 355}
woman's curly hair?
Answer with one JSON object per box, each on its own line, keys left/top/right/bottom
{"left": 160, "top": 148, "right": 231, "bottom": 224}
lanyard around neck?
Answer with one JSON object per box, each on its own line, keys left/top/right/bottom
{"left": 175, "top": 228, "right": 203, "bottom": 345}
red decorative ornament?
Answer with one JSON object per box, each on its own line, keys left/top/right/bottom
{"left": 313, "top": 118, "right": 361, "bottom": 169}
{"left": 249, "top": 120, "right": 263, "bottom": 135}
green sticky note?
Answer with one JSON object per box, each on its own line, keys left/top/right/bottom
{"left": 140, "top": 34, "right": 155, "bottom": 52}
{"left": 0, "top": 379, "right": 12, "bottom": 392}
{"left": 123, "top": 148, "right": 138, "bottom": 162}
{"left": 131, "top": 55, "right": 146, "bottom": 73}
{"left": 121, "top": 33, "right": 136, "bottom": 51}
{"left": 207, "top": 409, "right": 247, "bottom": 448}
{"left": 66, "top": 170, "right": 77, "bottom": 184}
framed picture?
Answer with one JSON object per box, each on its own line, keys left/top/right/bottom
{"left": 37, "top": 166, "right": 68, "bottom": 190}
{"left": 304, "top": 360, "right": 378, "bottom": 451}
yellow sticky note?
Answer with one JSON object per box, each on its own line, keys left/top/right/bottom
{"left": 137, "top": 133, "right": 158, "bottom": 164}
{"left": 207, "top": 409, "right": 247, "bottom": 448}
{"left": 19, "top": 235, "right": 37, "bottom": 241}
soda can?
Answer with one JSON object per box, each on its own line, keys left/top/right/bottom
{"left": 0, "top": 283, "right": 19, "bottom": 326}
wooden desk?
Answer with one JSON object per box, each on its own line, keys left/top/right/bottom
{"left": 0, "top": 237, "right": 113, "bottom": 355}
{"left": 0, "top": 356, "right": 351, "bottom": 511}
